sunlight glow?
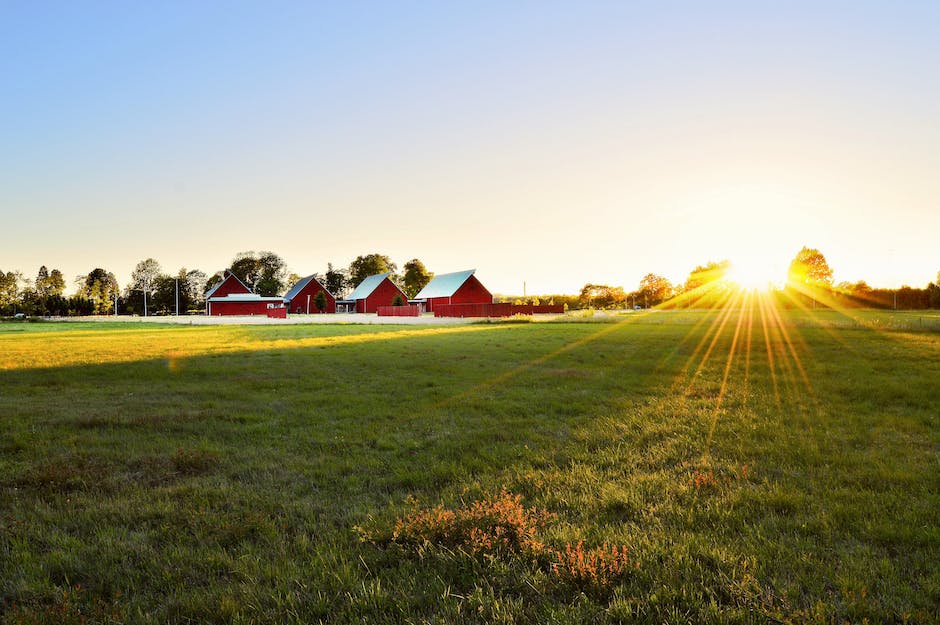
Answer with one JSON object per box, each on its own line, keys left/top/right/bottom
{"left": 727, "top": 260, "right": 779, "bottom": 291}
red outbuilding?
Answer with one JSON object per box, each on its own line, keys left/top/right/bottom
{"left": 207, "top": 294, "right": 285, "bottom": 316}
{"left": 205, "top": 271, "right": 251, "bottom": 301}
{"left": 414, "top": 269, "right": 493, "bottom": 313}
{"left": 339, "top": 272, "right": 408, "bottom": 313}
{"left": 283, "top": 274, "right": 336, "bottom": 314}
{"left": 205, "top": 271, "right": 284, "bottom": 316}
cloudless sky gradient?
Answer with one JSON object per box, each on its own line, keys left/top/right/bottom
{"left": 2, "top": 1, "right": 938, "bottom": 294}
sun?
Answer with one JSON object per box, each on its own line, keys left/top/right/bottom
{"left": 727, "top": 259, "right": 780, "bottom": 291}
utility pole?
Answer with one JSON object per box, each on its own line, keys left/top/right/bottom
{"left": 175, "top": 278, "right": 180, "bottom": 316}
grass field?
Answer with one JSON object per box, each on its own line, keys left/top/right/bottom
{"left": 1, "top": 310, "right": 938, "bottom": 624}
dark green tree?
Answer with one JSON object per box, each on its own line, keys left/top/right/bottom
{"left": 391, "top": 293, "right": 405, "bottom": 306}
{"left": 402, "top": 259, "right": 433, "bottom": 298}
{"left": 324, "top": 263, "right": 347, "bottom": 298}
{"left": 348, "top": 254, "right": 396, "bottom": 288}
{"left": 79, "top": 268, "right": 118, "bottom": 315}
{"left": 229, "top": 251, "right": 288, "bottom": 296}
{"left": 313, "top": 289, "right": 328, "bottom": 313}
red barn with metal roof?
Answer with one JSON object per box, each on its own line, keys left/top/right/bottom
{"left": 205, "top": 271, "right": 284, "bottom": 315}
{"left": 414, "top": 269, "right": 492, "bottom": 313}
{"left": 283, "top": 275, "right": 336, "bottom": 314}
{"left": 205, "top": 271, "right": 251, "bottom": 300}
{"left": 340, "top": 272, "right": 408, "bottom": 313}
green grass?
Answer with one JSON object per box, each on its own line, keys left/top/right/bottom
{"left": 1, "top": 311, "right": 938, "bottom": 624}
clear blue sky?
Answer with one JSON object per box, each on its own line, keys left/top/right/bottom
{"left": 2, "top": 1, "right": 938, "bottom": 293}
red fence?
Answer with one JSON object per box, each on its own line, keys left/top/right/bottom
{"left": 377, "top": 305, "right": 421, "bottom": 317}
{"left": 266, "top": 307, "right": 287, "bottom": 319}
{"left": 434, "top": 303, "right": 565, "bottom": 318}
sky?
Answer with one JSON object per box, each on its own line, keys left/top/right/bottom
{"left": 2, "top": 1, "right": 938, "bottom": 295}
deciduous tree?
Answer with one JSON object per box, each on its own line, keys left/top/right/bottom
{"left": 313, "top": 289, "right": 328, "bottom": 313}
{"left": 131, "top": 258, "right": 162, "bottom": 316}
{"left": 578, "top": 284, "right": 626, "bottom": 309}
{"left": 402, "top": 259, "right": 433, "bottom": 298}
{"left": 229, "top": 251, "right": 288, "bottom": 296}
{"left": 324, "top": 263, "right": 347, "bottom": 298}
{"left": 637, "top": 273, "right": 674, "bottom": 307}
{"left": 348, "top": 254, "right": 396, "bottom": 288}
{"left": 79, "top": 268, "right": 118, "bottom": 315}
{"left": 787, "top": 247, "right": 833, "bottom": 287}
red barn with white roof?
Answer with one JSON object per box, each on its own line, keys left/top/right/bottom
{"left": 339, "top": 272, "right": 408, "bottom": 313}
{"left": 414, "top": 269, "right": 493, "bottom": 313}
{"left": 205, "top": 271, "right": 284, "bottom": 315}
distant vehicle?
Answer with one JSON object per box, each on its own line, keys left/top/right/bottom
{"left": 633, "top": 305, "right": 642, "bottom": 310}
{"left": 13, "top": 312, "right": 26, "bottom": 319}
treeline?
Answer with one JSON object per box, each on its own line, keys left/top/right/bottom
{"left": 562, "top": 249, "right": 940, "bottom": 311}
{"left": 3, "top": 246, "right": 938, "bottom": 317}
{"left": 0, "top": 252, "right": 436, "bottom": 317}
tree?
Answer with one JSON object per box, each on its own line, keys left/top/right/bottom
{"left": 131, "top": 258, "right": 162, "bottom": 316}
{"left": 324, "top": 263, "right": 347, "bottom": 298}
{"left": 35, "top": 266, "right": 50, "bottom": 298}
{"left": 578, "top": 284, "right": 627, "bottom": 309}
{"left": 683, "top": 260, "right": 729, "bottom": 293}
{"left": 229, "top": 251, "right": 288, "bottom": 296}
{"left": 787, "top": 246, "right": 833, "bottom": 308}
{"left": 637, "top": 273, "right": 674, "bottom": 307}
{"left": 928, "top": 281, "right": 940, "bottom": 309}
{"left": 348, "top": 254, "right": 397, "bottom": 288}
{"left": 391, "top": 293, "right": 405, "bottom": 306}
{"left": 182, "top": 269, "right": 207, "bottom": 311}
{"left": 205, "top": 271, "right": 225, "bottom": 296}
{"left": 150, "top": 274, "right": 177, "bottom": 314}
{"left": 402, "top": 259, "right": 433, "bottom": 298}
{"left": 787, "top": 247, "right": 833, "bottom": 287}
{"left": 0, "top": 270, "right": 20, "bottom": 313}
{"left": 47, "top": 269, "right": 66, "bottom": 297}
{"left": 313, "top": 289, "right": 328, "bottom": 313}
{"left": 79, "top": 268, "right": 118, "bottom": 315}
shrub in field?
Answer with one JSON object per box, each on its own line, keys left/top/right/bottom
{"left": 392, "top": 489, "right": 553, "bottom": 558}
{"left": 385, "top": 490, "right": 635, "bottom": 596}
{"left": 551, "top": 541, "right": 636, "bottom": 591}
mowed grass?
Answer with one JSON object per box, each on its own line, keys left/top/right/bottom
{"left": 0, "top": 312, "right": 938, "bottom": 624}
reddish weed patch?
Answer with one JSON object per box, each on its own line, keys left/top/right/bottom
{"left": 551, "top": 541, "right": 636, "bottom": 590}
{"left": 386, "top": 490, "right": 636, "bottom": 595}
{"left": 393, "top": 489, "right": 553, "bottom": 558}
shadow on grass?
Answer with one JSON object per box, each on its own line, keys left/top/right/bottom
{"left": 0, "top": 319, "right": 938, "bottom": 623}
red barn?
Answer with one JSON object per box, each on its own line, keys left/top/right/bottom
{"left": 207, "top": 293, "right": 285, "bottom": 316}
{"left": 340, "top": 272, "right": 408, "bottom": 313}
{"left": 283, "top": 275, "right": 336, "bottom": 314}
{"left": 205, "top": 271, "right": 284, "bottom": 316}
{"left": 205, "top": 271, "right": 251, "bottom": 301}
{"left": 414, "top": 269, "right": 493, "bottom": 313}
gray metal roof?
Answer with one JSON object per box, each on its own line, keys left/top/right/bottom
{"left": 414, "top": 269, "right": 475, "bottom": 299}
{"left": 347, "top": 272, "right": 392, "bottom": 300}
{"left": 283, "top": 274, "right": 328, "bottom": 303}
